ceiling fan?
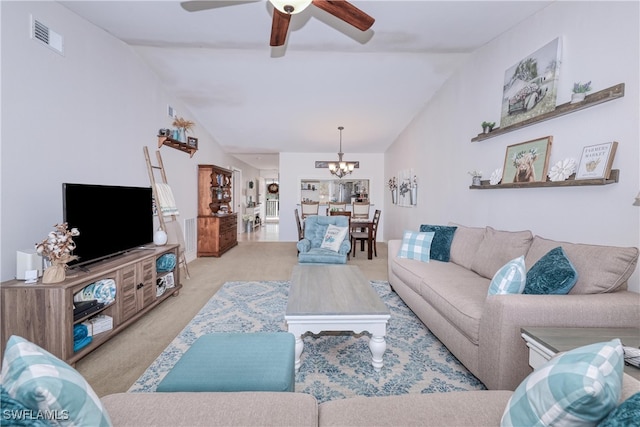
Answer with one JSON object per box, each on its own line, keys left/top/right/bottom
{"left": 181, "top": 0, "right": 375, "bottom": 47}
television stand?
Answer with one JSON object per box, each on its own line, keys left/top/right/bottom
{"left": 0, "top": 244, "right": 182, "bottom": 365}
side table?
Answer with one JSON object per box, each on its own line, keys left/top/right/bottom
{"left": 521, "top": 327, "right": 640, "bottom": 380}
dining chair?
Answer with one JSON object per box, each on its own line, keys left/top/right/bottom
{"left": 300, "top": 201, "right": 320, "bottom": 219}
{"left": 294, "top": 208, "right": 304, "bottom": 255}
{"left": 327, "top": 202, "right": 347, "bottom": 214}
{"left": 351, "top": 209, "right": 381, "bottom": 257}
{"left": 352, "top": 201, "right": 370, "bottom": 220}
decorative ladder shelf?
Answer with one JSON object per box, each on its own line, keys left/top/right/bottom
{"left": 470, "top": 169, "right": 619, "bottom": 189}
{"left": 471, "top": 83, "right": 625, "bottom": 142}
{"left": 158, "top": 136, "right": 197, "bottom": 157}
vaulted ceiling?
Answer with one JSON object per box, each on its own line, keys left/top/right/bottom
{"left": 60, "top": 1, "right": 553, "bottom": 170}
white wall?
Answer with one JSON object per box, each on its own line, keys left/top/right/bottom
{"left": 0, "top": 2, "right": 259, "bottom": 281}
{"left": 279, "top": 152, "right": 385, "bottom": 242}
{"left": 384, "top": 1, "right": 640, "bottom": 292}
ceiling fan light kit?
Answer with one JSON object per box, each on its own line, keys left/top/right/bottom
{"left": 328, "top": 126, "right": 357, "bottom": 179}
{"left": 268, "top": 0, "right": 374, "bottom": 46}
{"left": 269, "top": 0, "right": 312, "bottom": 14}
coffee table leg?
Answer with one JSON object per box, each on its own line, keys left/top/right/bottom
{"left": 294, "top": 335, "right": 304, "bottom": 372}
{"left": 369, "top": 335, "right": 386, "bottom": 371}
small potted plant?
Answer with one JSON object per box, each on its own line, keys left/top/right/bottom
{"left": 468, "top": 170, "right": 483, "bottom": 186}
{"left": 571, "top": 81, "right": 592, "bottom": 103}
{"left": 481, "top": 121, "right": 496, "bottom": 134}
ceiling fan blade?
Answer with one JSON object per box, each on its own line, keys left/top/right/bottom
{"left": 311, "top": 0, "right": 374, "bottom": 31}
{"left": 180, "top": 1, "right": 259, "bottom": 13}
{"left": 270, "top": 9, "right": 292, "bottom": 46}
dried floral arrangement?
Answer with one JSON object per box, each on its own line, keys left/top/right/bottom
{"left": 172, "top": 117, "right": 195, "bottom": 133}
{"left": 35, "top": 223, "right": 80, "bottom": 264}
{"left": 388, "top": 177, "right": 397, "bottom": 191}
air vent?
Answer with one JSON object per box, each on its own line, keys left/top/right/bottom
{"left": 31, "top": 16, "right": 64, "bottom": 55}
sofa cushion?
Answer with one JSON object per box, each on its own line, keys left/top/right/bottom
{"left": 319, "top": 391, "right": 513, "bottom": 427}
{"left": 390, "top": 255, "right": 433, "bottom": 296}
{"left": 470, "top": 227, "right": 533, "bottom": 280}
{"left": 448, "top": 223, "right": 486, "bottom": 269}
{"left": 502, "top": 339, "right": 624, "bottom": 426}
{"left": 419, "top": 265, "right": 490, "bottom": 345}
{"left": 524, "top": 236, "right": 639, "bottom": 294}
{"left": 523, "top": 247, "right": 578, "bottom": 295}
{"left": 397, "top": 230, "right": 435, "bottom": 262}
{"left": 419, "top": 224, "right": 457, "bottom": 262}
{"left": 488, "top": 256, "right": 526, "bottom": 295}
{"left": 102, "top": 391, "right": 319, "bottom": 427}
{"left": 1, "top": 335, "right": 111, "bottom": 427}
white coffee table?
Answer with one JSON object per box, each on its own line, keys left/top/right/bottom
{"left": 285, "top": 265, "right": 390, "bottom": 372}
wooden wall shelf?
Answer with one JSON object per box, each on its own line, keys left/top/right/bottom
{"left": 158, "top": 136, "right": 197, "bottom": 157}
{"left": 471, "top": 83, "right": 625, "bottom": 142}
{"left": 470, "top": 169, "right": 619, "bottom": 189}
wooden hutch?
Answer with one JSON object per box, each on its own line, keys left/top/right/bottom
{"left": 197, "top": 164, "right": 238, "bottom": 257}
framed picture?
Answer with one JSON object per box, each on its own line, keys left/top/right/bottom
{"left": 187, "top": 136, "right": 198, "bottom": 149}
{"left": 575, "top": 141, "right": 618, "bottom": 180}
{"left": 501, "top": 136, "right": 553, "bottom": 184}
{"left": 500, "top": 37, "right": 562, "bottom": 129}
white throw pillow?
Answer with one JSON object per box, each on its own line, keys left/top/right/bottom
{"left": 487, "top": 256, "right": 526, "bottom": 295}
{"left": 320, "top": 225, "right": 348, "bottom": 252}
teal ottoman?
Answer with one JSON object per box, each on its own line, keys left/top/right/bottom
{"left": 156, "top": 332, "right": 295, "bottom": 392}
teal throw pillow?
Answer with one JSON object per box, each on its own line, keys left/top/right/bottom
{"left": 487, "top": 256, "right": 526, "bottom": 295}
{"left": 1, "top": 335, "right": 112, "bottom": 426}
{"left": 0, "top": 385, "right": 49, "bottom": 426}
{"left": 397, "top": 230, "right": 435, "bottom": 262}
{"left": 501, "top": 339, "right": 624, "bottom": 427}
{"left": 523, "top": 246, "right": 578, "bottom": 294}
{"left": 419, "top": 224, "right": 457, "bottom": 262}
{"left": 598, "top": 392, "right": 640, "bottom": 426}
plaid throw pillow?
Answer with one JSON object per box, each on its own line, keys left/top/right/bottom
{"left": 502, "top": 339, "right": 624, "bottom": 426}
{"left": 397, "top": 230, "right": 435, "bottom": 262}
{"left": 487, "top": 256, "right": 526, "bottom": 295}
{"left": 1, "top": 336, "right": 112, "bottom": 426}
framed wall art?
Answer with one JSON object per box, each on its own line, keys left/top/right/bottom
{"left": 500, "top": 37, "right": 562, "bottom": 129}
{"left": 575, "top": 141, "right": 618, "bottom": 180}
{"left": 501, "top": 136, "right": 553, "bottom": 184}
{"left": 187, "top": 136, "right": 198, "bottom": 149}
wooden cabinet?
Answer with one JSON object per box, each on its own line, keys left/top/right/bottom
{"left": 0, "top": 245, "right": 181, "bottom": 365}
{"left": 118, "top": 258, "right": 155, "bottom": 323}
{"left": 197, "top": 164, "right": 238, "bottom": 257}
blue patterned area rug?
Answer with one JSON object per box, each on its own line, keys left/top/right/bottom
{"left": 130, "top": 280, "right": 485, "bottom": 403}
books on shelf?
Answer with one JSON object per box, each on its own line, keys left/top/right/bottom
{"left": 82, "top": 314, "right": 113, "bottom": 336}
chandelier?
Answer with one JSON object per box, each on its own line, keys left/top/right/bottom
{"left": 328, "top": 126, "right": 357, "bottom": 179}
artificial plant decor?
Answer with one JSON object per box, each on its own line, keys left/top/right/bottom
{"left": 35, "top": 223, "right": 80, "bottom": 284}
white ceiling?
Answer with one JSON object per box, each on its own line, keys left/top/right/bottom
{"left": 60, "top": 0, "right": 553, "bottom": 170}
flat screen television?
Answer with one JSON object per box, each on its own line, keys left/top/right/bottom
{"left": 63, "top": 183, "right": 154, "bottom": 268}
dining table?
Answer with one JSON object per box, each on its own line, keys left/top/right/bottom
{"left": 350, "top": 219, "right": 375, "bottom": 260}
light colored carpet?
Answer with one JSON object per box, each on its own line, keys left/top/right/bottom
{"left": 130, "top": 280, "right": 485, "bottom": 403}
{"left": 76, "top": 241, "right": 389, "bottom": 397}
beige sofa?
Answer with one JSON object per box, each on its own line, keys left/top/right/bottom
{"left": 101, "top": 373, "right": 640, "bottom": 426}
{"left": 387, "top": 223, "right": 640, "bottom": 390}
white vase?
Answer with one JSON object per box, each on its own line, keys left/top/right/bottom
{"left": 571, "top": 92, "right": 586, "bottom": 104}
{"left": 154, "top": 228, "right": 168, "bottom": 246}
{"left": 472, "top": 176, "right": 481, "bottom": 186}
